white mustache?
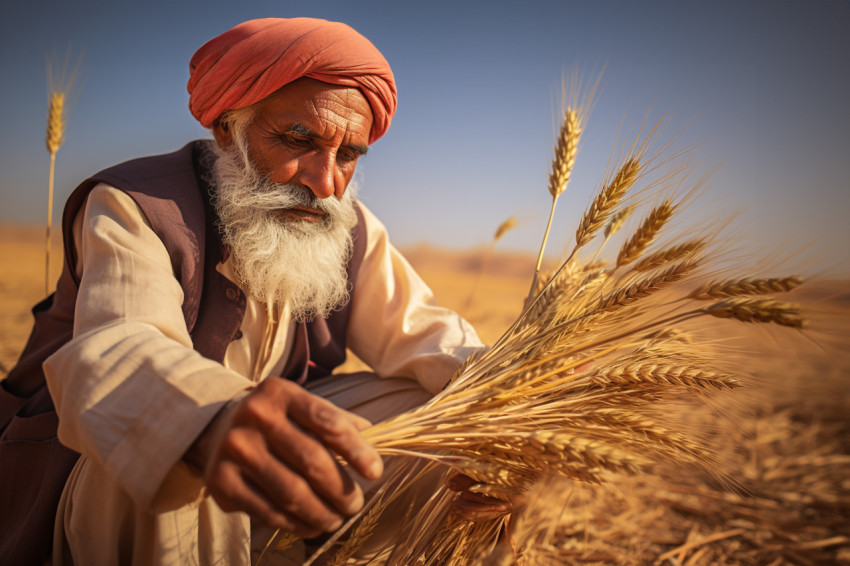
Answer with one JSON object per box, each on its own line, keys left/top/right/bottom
{"left": 216, "top": 180, "right": 349, "bottom": 222}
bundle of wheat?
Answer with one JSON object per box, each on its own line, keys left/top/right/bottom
{"left": 262, "top": 101, "right": 809, "bottom": 566}
{"left": 477, "top": 371, "right": 850, "bottom": 565}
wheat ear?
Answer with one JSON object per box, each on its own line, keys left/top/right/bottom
{"left": 616, "top": 200, "right": 675, "bottom": 268}
{"left": 705, "top": 297, "right": 804, "bottom": 328}
{"left": 689, "top": 276, "right": 803, "bottom": 300}
{"left": 576, "top": 157, "right": 641, "bottom": 249}
{"left": 634, "top": 240, "right": 706, "bottom": 272}
{"left": 528, "top": 108, "right": 583, "bottom": 300}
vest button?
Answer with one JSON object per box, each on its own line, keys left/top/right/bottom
{"left": 232, "top": 329, "right": 243, "bottom": 340}
{"left": 225, "top": 287, "right": 238, "bottom": 301}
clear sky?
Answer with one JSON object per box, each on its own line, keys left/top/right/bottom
{"left": 1, "top": 0, "right": 848, "bottom": 270}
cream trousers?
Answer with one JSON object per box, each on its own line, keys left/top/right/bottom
{"left": 52, "top": 372, "right": 433, "bottom": 566}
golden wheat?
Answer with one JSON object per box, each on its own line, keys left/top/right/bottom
{"left": 616, "top": 200, "right": 675, "bottom": 268}
{"left": 596, "top": 260, "right": 698, "bottom": 312}
{"left": 44, "top": 51, "right": 80, "bottom": 295}
{"left": 271, "top": 103, "right": 811, "bottom": 566}
{"left": 705, "top": 297, "right": 804, "bottom": 328}
{"left": 689, "top": 276, "right": 803, "bottom": 300}
{"left": 633, "top": 239, "right": 706, "bottom": 272}
{"left": 465, "top": 216, "right": 518, "bottom": 311}
{"left": 46, "top": 91, "right": 66, "bottom": 155}
{"left": 575, "top": 157, "right": 641, "bottom": 249}
{"left": 326, "top": 494, "right": 385, "bottom": 565}
{"left": 547, "top": 109, "right": 581, "bottom": 198}
{"left": 528, "top": 107, "right": 586, "bottom": 300}
{"left": 493, "top": 216, "right": 517, "bottom": 242}
{"left": 604, "top": 205, "right": 634, "bottom": 238}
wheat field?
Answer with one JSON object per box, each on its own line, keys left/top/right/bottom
{"left": 2, "top": 224, "right": 849, "bottom": 564}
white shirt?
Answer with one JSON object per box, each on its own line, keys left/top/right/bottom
{"left": 44, "top": 183, "right": 483, "bottom": 511}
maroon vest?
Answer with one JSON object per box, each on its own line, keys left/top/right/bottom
{"left": 0, "top": 141, "right": 366, "bottom": 565}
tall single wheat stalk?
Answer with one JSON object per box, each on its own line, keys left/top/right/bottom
{"left": 44, "top": 50, "right": 80, "bottom": 295}
{"left": 526, "top": 70, "right": 600, "bottom": 303}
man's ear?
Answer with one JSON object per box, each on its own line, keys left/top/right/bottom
{"left": 212, "top": 118, "right": 233, "bottom": 149}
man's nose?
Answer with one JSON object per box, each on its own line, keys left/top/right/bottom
{"left": 299, "top": 151, "right": 336, "bottom": 199}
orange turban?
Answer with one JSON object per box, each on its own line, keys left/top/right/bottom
{"left": 188, "top": 18, "right": 397, "bottom": 144}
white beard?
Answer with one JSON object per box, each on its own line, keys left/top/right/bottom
{"left": 208, "top": 137, "right": 358, "bottom": 322}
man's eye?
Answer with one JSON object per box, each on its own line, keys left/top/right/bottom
{"left": 337, "top": 150, "right": 359, "bottom": 164}
{"left": 281, "top": 134, "right": 310, "bottom": 148}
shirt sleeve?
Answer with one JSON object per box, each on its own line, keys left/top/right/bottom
{"left": 43, "top": 184, "right": 253, "bottom": 511}
{"left": 346, "top": 203, "right": 485, "bottom": 394}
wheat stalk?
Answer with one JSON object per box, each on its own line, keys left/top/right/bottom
{"left": 616, "top": 200, "right": 675, "bottom": 268}
{"left": 589, "top": 205, "right": 636, "bottom": 265}
{"left": 326, "top": 492, "right": 386, "bottom": 565}
{"left": 689, "top": 276, "right": 803, "bottom": 300}
{"left": 596, "top": 260, "right": 698, "bottom": 312}
{"left": 575, "top": 157, "right": 641, "bottom": 249}
{"left": 527, "top": 108, "right": 584, "bottom": 301}
{"left": 593, "top": 362, "right": 739, "bottom": 390}
{"left": 46, "top": 91, "right": 66, "bottom": 155}
{"left": 44, "top": 50, "right": 81, "bottom": 295}
{"left": 526, "top": 69, "right": 602, "bottom": 303}
{"left": 605, "top": 206, "right": 635, "bottom": 239}
{"left": 705, "top": 297, "right": 804, "bottom": 328}
{"left": 634, "top": 240, "right": 706, "bottom": 272}
{"left": 493, "top": 216, "right": 517, "bottom": 242}
{"left": 269, "top": 107, "right": 810, "bottom": 565}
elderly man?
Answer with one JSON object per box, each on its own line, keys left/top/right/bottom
{"left": 0, "top": 18, "right": 486, "bottom": 565}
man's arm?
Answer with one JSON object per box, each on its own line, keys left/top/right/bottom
{"left": 44, "top": 185, "right": 251, "bottom": 509}
{"left": 346, "top": 203, "right": 485, "bottom": 392}
{"left": 44, "top": 185, "right": 381, "bottom": 533}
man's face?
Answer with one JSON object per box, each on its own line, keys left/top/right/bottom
{"left": 209, "top": 78, "right": 371, "bottom": 317}
{"left": 214, "top": 77, "right": 373, "bottom": 220}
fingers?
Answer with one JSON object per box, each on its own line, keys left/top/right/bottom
{"left": 206, "top": 454, "right": 326, "bottom": 538}
{"left": 263, "top": 415, "right": 366, "bottom": 517}
{"left": 346, "top": 411, "right": 374, "bottom": 432}
{"left": 208, "top": 419, "right": 349, "bottom": 537}
{"left": 286, "top": 389, "right": 383, "bottom": 481}
{"left": 203, "top": 378, "right": 381, "bottom": 536}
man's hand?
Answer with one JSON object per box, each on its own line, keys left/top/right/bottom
{"left": 189, "top": 378, "right": 383, "bottom": 538}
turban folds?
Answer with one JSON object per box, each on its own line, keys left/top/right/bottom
{"left": 188, "top": 18, "right": 397, "bottom": 144}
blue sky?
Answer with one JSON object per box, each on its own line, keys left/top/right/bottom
{"left": 1, "top": 0, "right": 848, "bottom": 269}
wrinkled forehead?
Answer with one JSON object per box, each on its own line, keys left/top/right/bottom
{"left": 253, "top": 79, "right": 374, "bottom": 146}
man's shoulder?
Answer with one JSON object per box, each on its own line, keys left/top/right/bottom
{"left": 92, "top": 141, "right": 207, "bottom": 188}
{"left": 62, "top": 140, "right": 212, "bottom": 271}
